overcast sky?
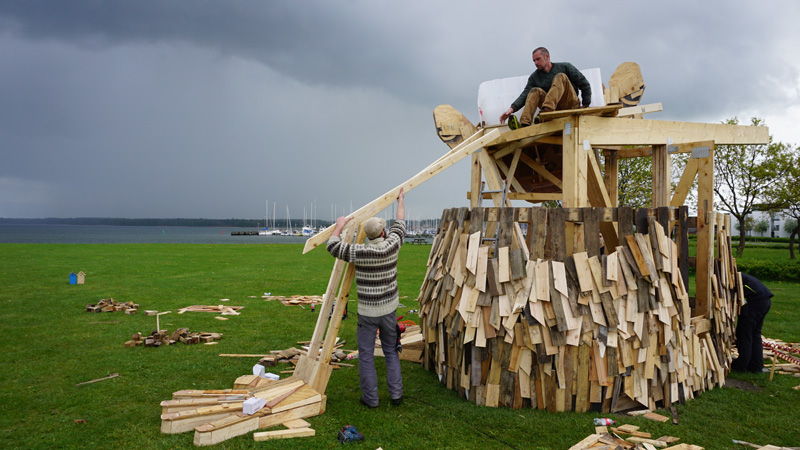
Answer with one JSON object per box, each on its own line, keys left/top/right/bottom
{"left": 1, "top": 1, "right": 799, "bottom": 221}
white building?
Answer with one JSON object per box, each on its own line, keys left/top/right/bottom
{"left": 747, "top": 210, "right": 795, "bottom": 238}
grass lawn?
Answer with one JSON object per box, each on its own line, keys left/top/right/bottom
{"left": 1, "top": 243, "right": 798, "bottom": 449}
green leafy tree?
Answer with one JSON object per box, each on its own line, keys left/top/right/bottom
{"left": 617, "top": 155, "right": 653, "bottom": 207}
{"left": 754, "top": 218, "right": 769, "bottom": 236}
{"left": 764, "top": 149, "right": 800, "bottom": 258}
{"left": 713, "top": 117, "right": 792, "bottom": 257}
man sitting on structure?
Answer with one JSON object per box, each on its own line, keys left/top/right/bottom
{"left": 499, "top": 47, "right": 592, "bottom": 129}
{"left": 326, "top": 189, "right": 406, "bottom": 408}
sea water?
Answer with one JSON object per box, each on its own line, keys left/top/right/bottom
{"left": 0, "top": 224, "right": 309, "bottom": 244}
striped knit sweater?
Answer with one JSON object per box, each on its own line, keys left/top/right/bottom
{"left": 326, "top": 220, "right": 406, "bottom": 317}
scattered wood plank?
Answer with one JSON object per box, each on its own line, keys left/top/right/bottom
{"left": 75, "top": 372, "right": 120, "bottom": 386}
{"left": 253, "top": 427, "right": 315, "bottom": 441}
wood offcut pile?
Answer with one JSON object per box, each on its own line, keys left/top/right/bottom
{"left": 417, "top": 206, "right": 741, "bottom": 412}
{"left": 569, "top": 422, "right": 695, "bottom": 449}
{"left": 85, "top": 298, "right": 138, "bottom": 314}
{"left": 160, "top": 375, "right": 324, "bottom": 445}
{"left": 263, "top": 294, "right": 323, "bottom": 306}
{"left": 125, "top": 329, "right": 222, "bottom": 347}
{"left": 763, "top": 339, "right": 800, "bottom": 375}
{"left": 176, "top": 305, "right": 244, "bottom": 315}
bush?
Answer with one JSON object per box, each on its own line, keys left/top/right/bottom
{"left": 735, "top": 259, "right": 800, "bottom": 281}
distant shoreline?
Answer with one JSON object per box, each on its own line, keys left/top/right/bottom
{"left": 0, "top": 217, "right": 331, "bottom": 228}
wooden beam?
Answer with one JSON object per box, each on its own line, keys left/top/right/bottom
{"left": 652, "top": 144, "right": 670, "bottom": 207}
{"left": 470, "top": 152, "right": 482, "bottom": 208}
{"left": 670, "top": 141, "right": 713, "bottom": 207}
{"left": 603, "top": 149, "right": 619, "bottom": 207}
{"left": 617, "top": 102, "right": 663, "bottom": 117}
{"left": 578, "top": 116, "right": 769, "bottom": 146}
{"left": 485, "top": 118, "right": 570, "bottom": 148}
{"left": 586, "top": 151, "right": 620, "bottom": 250}
{"left": 518, "top": 152, "right": 564, "bottom": 189}
{"left": 303, "top": 128, "right": 500, "bottom": 253}
{"left": 694, "top": 144, "right": 715, "bottom": 317}
{"left": 537, "top": 104, "right": 622, "bottom": 122}
{"left": 561, "top": 117, "right": 586, "bottom": 208}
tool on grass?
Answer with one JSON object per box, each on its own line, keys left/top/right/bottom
{"left": 338, "top": 424, "right": 364, "bottom": 442}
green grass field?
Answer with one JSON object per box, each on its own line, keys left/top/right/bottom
{"left": 1, "top": 243, "right": 798, "bottom": 449}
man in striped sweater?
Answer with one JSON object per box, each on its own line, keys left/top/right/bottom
{"left": 327, "top": 188, "right": 406, "bottom": 407}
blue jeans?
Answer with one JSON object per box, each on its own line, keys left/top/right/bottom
{"left": 356, "top": 311, "right": 403, "bottom": 406}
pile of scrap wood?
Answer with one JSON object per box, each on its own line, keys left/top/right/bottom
{"left": 417, "top": 206, "right": 740, "bottom": 412}
{"left": 263, "top": 295, "right": 322, "bottom": 306}
{"left": 85, "top": 298, "right": 138, "bottom": 314}
{"left": 176, "top": 305, "right": 243, "bottom": 315}
{"left": 374, "top": 324, "right": 425, "bottom": 363}
{"left": 221, "top": 342, "right": 354, "bottom": 372}
{"left": 125, "top": 329, "right": 222, "bottom": 347}
{"left": 160, "top": 375, "right": 325, "bottom": 446}
{"left": 569, "top": 427, "right": 697, "bottom": 450}
{"left": 763, "top": 339, "right": 800, "bottom": 375}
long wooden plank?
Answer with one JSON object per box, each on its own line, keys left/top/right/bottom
{"left": 253, "top": 427, "right": 315, "bottom": 441}
{"left": 578, "top": 115, "right": 769, "bottom": 146}
{"left": 303, "top": 128, "right": 500, "bottom": 253}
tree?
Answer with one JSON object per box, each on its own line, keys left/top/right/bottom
{"left": 713, "top": 117, "right": 792, "bottom": 257}
{"left": 764, "top": 149, "right": 800, "bottom": 258}
{"left": 734, "top": 216, "right": 756, "bottom": 236}
{"left": 616, "top": 155, "right": 653, "bottom": 207}
{"left": 754, "top": 218, "right": 769, "bottom": 236}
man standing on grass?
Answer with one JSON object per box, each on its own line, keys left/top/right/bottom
{"left": 327, "top": 188, "right": 406, "bottom": 407}
{"left": 732, "top": 272, "right": 773, "bottom": 372}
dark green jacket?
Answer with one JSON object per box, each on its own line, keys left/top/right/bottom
{"left": 511, "top": 62, "right": 592, "bottom": 111}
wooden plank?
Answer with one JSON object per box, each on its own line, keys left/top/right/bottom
{"left": 548, "top": 207, "right": 567, "bottom": 261}
{"left": 695, "top": 144, "right": 715, "bottom": 317}
{"left": 528, "top": 208, "right": 548, "bottom": 260}
{"left": 577, "top": 115, "right": 769, "bottom": 146}
{"left": 253, "top": 427, "right": 315, "bottom": 441}
{"left": 617, "top": 102, "right": 663, "bottom": 117}
{"left": 586, "top": 157, "right": 620, "bottom": 250}
{"left": 303, "top": 128, "right": 500, "bottom": 253}
{"left": 584, "top": 207, "right": 601, "bottom": 257}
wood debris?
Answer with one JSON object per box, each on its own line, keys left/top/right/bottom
{"left": 177, "top": 305, "right": 244, "bottom": 315}
{"left": 417, "top": 206, "right": 741, "bottom": 412}
{"left": 75, "top": 372, "right": 120, "bottom": 386}
{"left": 569, "top": 423, "right": 705, "bottom": 450}
{"left": 85, "top": 298, "right": 138, "bottom": 314}
{"left": 160, "top": 375, "right": 326, "bottom": 446}
{"left": 762, "top": 339, "right": 800, "bottom": 374}
{"left": 263, "top": 295, "right": 323, "bottom": 306}
{"left": 125, "top": 329, "right": 222, "bottom": 347}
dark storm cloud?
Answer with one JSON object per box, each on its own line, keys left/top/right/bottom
{"left": 1, "top": 1, "right": 799, "bottom": 220}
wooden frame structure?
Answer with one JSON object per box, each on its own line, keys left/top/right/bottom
{"left": 294, "top": 106, "right": 767, "bottom": 408}
{"left": 157, "top": 73, "right": 771, "bottom": 443}
{"left": 410, "top": 106, "right": 768, "bottom": 412}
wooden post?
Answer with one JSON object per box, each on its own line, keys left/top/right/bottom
{"left": 561, "top": 117, "right": 586, "bottom": 255}
{"left": 470, "top": 152, "right": 482, "bottom": 208}
{"left": 652, "top": 144, "right": 670, "bottom": 207}
{"left": 695, "top": 143, "right": 715, "bottom": 317}
{"left": 603, "top": 149, "right": 619, "bottom": 207}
